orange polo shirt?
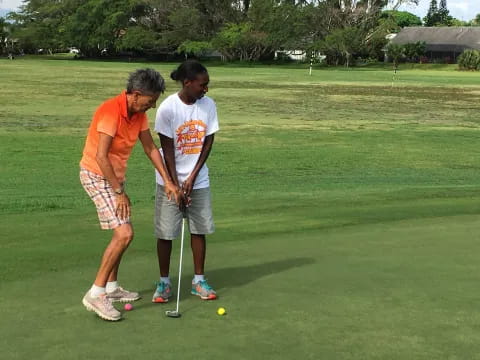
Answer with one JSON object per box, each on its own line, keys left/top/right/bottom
{"left": 80, "top": 91, "right": 149, "bottom": 182}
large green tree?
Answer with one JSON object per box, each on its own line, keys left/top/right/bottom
{"left": 212, "top": 22, "right": 270, "bottom": 61}
{"left": 63, "top": 0, "right": 149, "bottom": 56}
{"left": 424, "top": 0, "right": 452, "bottom": 26}
{"left": 382, "top": 10, "right": 422, "bottom": 28}
{"left": 424, "top": 0, "right": 439, "bottom": 26}
{"left": 0, "top": 17, "right": 9, "bottom": 54}
{"left": 205, "top": 0, "right": 311, "bottom": 61}
{"left": 474, "top": 14, "right": 480, "bottom": 26}
{"left": 318, "top": 26, "right": 364, "bottom": 66}
{"left": 7, "top": 0, "right": 149, "bottom": 55}
{"left": 437, "top": 0, "right": 451, "bottom": 24}
{"left": 7, "top": 0, "right": 78, "bottom": 53}
{"left": 6, "top": 0, "right": 422, "bottom": 63}
{"left": 142, "top": 0, "right": 241, "bottom": 53}
{"left": 248, "top": 0, "right": 309, "bottom": 50}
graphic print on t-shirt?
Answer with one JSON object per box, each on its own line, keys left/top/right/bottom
{"left": 176, "top": 119, "right": 207, "bottom": 155}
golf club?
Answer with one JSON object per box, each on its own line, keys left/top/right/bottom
{"left": 165, "top": 216, "right": 186, "bottom": 318}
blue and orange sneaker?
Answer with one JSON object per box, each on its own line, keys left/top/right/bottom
{"left": 152, "top": 281, "right": 173, "bottom": 303}
{"left": 191, "top": 279, "right": 217, "bottom": 300}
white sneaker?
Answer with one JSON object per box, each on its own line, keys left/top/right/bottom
{"left": 82, "top": 291, "right": 122, "bottom": 321}
{"left": 106, "top": 287, "right": 141, "bottom": 302}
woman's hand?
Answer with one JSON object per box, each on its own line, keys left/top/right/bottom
{"left": 115, "top": 192, "right": 131, "bottom": 220}
{"left": 164, "top": 182, "right": 183, "bottom": 205}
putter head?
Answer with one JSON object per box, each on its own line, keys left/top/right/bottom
{"left": 165, "top": 310, "right": 181, "bottom": 318}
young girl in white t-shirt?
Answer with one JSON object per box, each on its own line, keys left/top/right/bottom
{"left": 152, "top": 60, "right": 219, "bottom": 302}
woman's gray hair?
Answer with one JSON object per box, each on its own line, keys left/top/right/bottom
{"left": 126, "top": 68, "right": 165, "bottom": 95}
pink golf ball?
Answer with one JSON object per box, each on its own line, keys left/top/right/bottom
{"left": 124, "top": 303, "right": 133, "bottom": 311}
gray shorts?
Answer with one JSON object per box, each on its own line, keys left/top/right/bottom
{"left": 154, "top": 185, "right": 215, "bottom": 240}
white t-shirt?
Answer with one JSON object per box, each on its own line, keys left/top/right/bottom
{"left": 154, "top": 93, "right": 219, "bottom": 189}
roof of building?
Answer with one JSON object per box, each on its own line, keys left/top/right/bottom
{"left": 391, "top": 27, "right": 480, "bottom": 52}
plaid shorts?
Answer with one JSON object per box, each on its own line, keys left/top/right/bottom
{"left": 79, "top": 168, "right": 130, "bottom": 230}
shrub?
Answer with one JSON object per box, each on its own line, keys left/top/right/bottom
{"left": 177, "top": 41, "right": 213, "bottom": 58}
{"left": 458, "top": 49, "right": 480, "bottom": 70}
{"left": 386, "top": 43, "right": 405, "bottom": 67}
{"left": 404, "top": 41, "right": 426, "bottom": 63}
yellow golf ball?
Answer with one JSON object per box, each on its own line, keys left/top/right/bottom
{"left": 217, "top": 307, "right": 226, "bottom": 316}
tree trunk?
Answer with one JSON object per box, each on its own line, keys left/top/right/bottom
{"left": 243, "top": 0, "right": 250, "bottom": 14}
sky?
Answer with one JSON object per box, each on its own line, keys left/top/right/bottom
{"left": 0, "top": 0, "right": 479, "bottom": 21}
{"left": 398, "top": 0, "right": 479, "bottom": 21}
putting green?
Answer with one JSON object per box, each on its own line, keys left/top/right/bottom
{"left": 1, "top": 58, "right": 480, "bottom": 359}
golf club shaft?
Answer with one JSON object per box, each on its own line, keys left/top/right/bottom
{"left": 175, "top": 217, "right": 185, "bottom": 313}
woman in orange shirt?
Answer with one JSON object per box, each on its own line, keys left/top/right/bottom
{"left": 79, "top": 68, "right": 181, "bottom": 321}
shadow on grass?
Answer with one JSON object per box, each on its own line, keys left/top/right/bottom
{"left": 210, "top": 257, "right": 316, "bottom": 290}
{"left": 135, "top": 257, "right": 315, "bottom": 311}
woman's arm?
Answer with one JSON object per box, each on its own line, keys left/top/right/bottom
{"left": 96, "top": 133, "right": 130, "bottom": 220}
{"left": 139, "top": 129, "right": 182, "bottom": 204}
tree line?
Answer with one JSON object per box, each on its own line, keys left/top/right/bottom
{"left": 1, "top": 0, "right": 479, "bottom": 64}
{"left": 423, "top": 0, "right": 480, "bottom": 27}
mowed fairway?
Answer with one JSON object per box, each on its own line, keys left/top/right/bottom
{"left": 2, "top": 58, "right": 480, "bottom": 360}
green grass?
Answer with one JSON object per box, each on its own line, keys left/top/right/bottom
{"left": 2, "top": 57, "right": 480, "bottom": 359}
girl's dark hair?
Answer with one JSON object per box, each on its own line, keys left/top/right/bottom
{"left": 170, "top": 60, "right": 208, "bottom": 84}
{"left": 126, "top": 68, "right": 165, "bottom": 94}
